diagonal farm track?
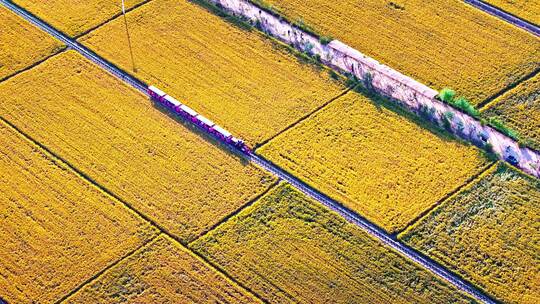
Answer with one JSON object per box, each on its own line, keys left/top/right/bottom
{"left": 0, "top": 0, "right": 497, "bottom": 303}
{"left": 464, "top": 0, "right": 540, "bottom": 36}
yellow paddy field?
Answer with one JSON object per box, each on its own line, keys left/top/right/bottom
{"left": 0, "top": 121, "right": 157, "bottom": 303}
{"left": 258, "top": 92, "right": 490, "bottom": 233}
{"left": 0, "top": 50, "right": 275, "bottom": 243}
{"left": 79, "top": 0, "right": 345, "bottom": 146}
{"left": 400, "top": 163, "right": 540, "bottom": 304}
{"left": 484, "top": 0, "right": 540, "bottom": 25}
{"left": 12, "top": 0, "right": 147, "bottom": 37}
{"left": 0, "top": 6, "right": 64, "bottom": 80}
{"left": 483, "top": 73, "right": 540, "bottom": 150}
{"left": 191, "top": 183, "right": 475, "bottom": 303}
{"left": 256, "top": 0, "right": 540, "bottom": 104}
{"left": 66, "top": 235, "right": 259, "bottom": 303}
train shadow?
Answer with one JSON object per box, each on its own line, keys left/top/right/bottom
{"left": 150, "top": 101, "right": 251, "bottom": 166}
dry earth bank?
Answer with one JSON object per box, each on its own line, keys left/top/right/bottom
{"left": 251, "top": 0, "right": 540, "bottom": 105}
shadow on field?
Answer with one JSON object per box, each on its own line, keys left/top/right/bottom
{"left": 150, "top": 101, "right": 251, "bottom": 166}
{"left": 350, "top": 83, "right": 472, "bottom": 145}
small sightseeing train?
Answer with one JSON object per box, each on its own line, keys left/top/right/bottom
{"left": 147, "top": 86, "right": 251, "bottom": 154}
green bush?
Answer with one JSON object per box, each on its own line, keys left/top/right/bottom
{"left": 453, "top": 96, "right": 480, "bottom": 118}
{"left": 319, "top": 36, "right": 333, "bottom": 45}
{"left": 438, "top": 88, "right": 456, "bottom": 103}
{"left": 487, "top": 117, "right": 520, "bottom": 140}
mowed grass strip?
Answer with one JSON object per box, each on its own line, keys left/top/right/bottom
{"left": 254, "top": 0, "right": 540, "bottom": 105}
{"left": 484, "top": 0, "right": 540, "bottom": 25}
{"left": 79, "top": 0, "right": 345, "bottom": 146}
{"left": 191, "top": 183, "right": 476, "bottom": 304}
{"left": 258, "top": 92, "right": 489, "bottom": 233}
{"left": 0, "top": 6, "right": 64, "bottom": 80}
{"left": 65, "top": 234, "right": 259, "bottom": 303}
{"left": 0, "top": 120, "right": 158, "bottom": 303}
{"left": 399, "top": 163, "right": 540, "bottom": 304}
{"left": 0, "top": 50, "right": 275, "bottom": 243}
{"left": 482, "top": 73, "right": 540, "bottom": 150}
{"left": 12, "top": 0, "right": 147, "bottom": 37}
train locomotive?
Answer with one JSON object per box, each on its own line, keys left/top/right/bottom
{"left": 147, "top": 86, "right": 252, "bottom": 154}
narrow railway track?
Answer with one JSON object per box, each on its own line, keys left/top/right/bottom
{"left": 1, "top": 0, "right": 496, "bottom": 303}
{"left": 464, "top": 0, "right": 540, "bottom": 37}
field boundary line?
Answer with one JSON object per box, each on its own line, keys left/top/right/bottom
{"left": 463, "top": 0, "right": 540, "bottom": 36}
{"left": 72, "top": 0, "right": 155, "bottom": 39}
{"left": 0, "top": 1, "right": 506, "bottom": 302}
{"left": 395, "top": 161, "right": 498, "bottom": 236}
{"left": 190, "top": 180, "right": 281, "bottom": 244}
{"left": 0, "top": 116, "right": 267, "bottom": 304}
{"left": 250, "top": 154, "right": 499, "bottom": 304}
{"left": 255, "top": 86, "right": 351, "bottom": 149}
{"left": 397, "top": 162, "right": 501, "bottom": 240}
{"left": 478, "top": 68, "right": 540, "bottom": 111}
{"left": 55, "top": 234, "right": 161, "bottom": 303}
{"left": 0, "top": 47, "right": 67, "bottom": 84}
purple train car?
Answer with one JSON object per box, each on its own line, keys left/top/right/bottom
{"left": 147, "top": 85, "right": 251, "bottom": 155}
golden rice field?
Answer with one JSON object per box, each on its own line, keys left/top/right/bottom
{"left": 484, "top": 0, "right": 540, "bottom": 25}
{"left": 0, "top": 50, "right": 275, "bottom": 243}
{"left": 256, "top": 0, "right": 540, "bottom": 105}
{"left": 79, "top": 0, "right": 345, "bottom": 146}
{"left": 12, "top": 0, "right": 146, "bottom": 37}
{"left": 0, "top": 6, "right": 64, "bottom": 80}
{"left": 258, "top": 92, "right": 490, "bottom": 233}
{"left": 0, "top": 120, "right": 158, "bottom": 303}
{"left": 191, "top": 183, "right": 476, "bottom": 303}
{"left": 482, "top": 73, "right": 540, "bottom": 150}
{"left": 66, "top": 235, "right": 259, "bottom": 303}
{"left": 400, "top": 163, "right": 540, "bottom": 304}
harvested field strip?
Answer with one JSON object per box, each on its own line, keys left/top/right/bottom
{"left": 482, "top": 73, "right": 540, "bottom": 151}
{"left": 483, "top": 0, "right": 540, "bottom": 25}
{"left": 0, "top": 5, "right": 64, "bottom": 81}
{"left": 191, "top": 183, "right": 476, "bottom": 303}
{"left": 250, "top": 0, "right": 540, "bottom": 105}
{"left": 258, "top": 91, "right": 490, "bottom": 233}
{"left": 0, "top": 50, "right": 275, "bottom": 243}
{"left": 400, "top": 163, "right": 540, "bottom": 304}
{"left": 79, "top": 0, "right": 346, "bottom": 145}
{"left": 0, "top": 119, "right": 158, "bottom": 304}
{"left": 12, "top": 0, "right": 148, "bottom": 37}
{"left": 65, "top": 234, "right": 260, "bottom": 303}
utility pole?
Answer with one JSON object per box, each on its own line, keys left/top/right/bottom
{"left": 122, "top": 0, "right": 137, "bottom": 72}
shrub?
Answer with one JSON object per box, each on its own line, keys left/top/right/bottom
{"left": 438, "top": 88, "right": 456, "bottom": 103}
{"left": 453, "top": 96, "right": 480, "bottom": 118}
{"left": 487, "top": 117, "right": 520, "bottom": 140}
{"left": 319, "top": 36, "right": 333, "bottom": 45}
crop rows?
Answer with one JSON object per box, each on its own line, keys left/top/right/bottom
{"left": 483, "top": 73, "right": 540, "bottom": 151}
{"left": 400, "top": 163, "right": 540, "bottom": 304}
{"left": 1, "top": 0, "right": 537, "bottom": 303}
{"left": 249, "top": 0, "right": 539, "bottom": 105}
{"left": 0, "top": 50, "right": 275, "bottom": 243}
{"left": 0, "top": 6, "right": 64, "bottom": 80}
{"left": 483, "top": 0, "right": 540, "bottom": 25}
{"left": 78, "top": 0, "right": 346, "bottom": 146}
{"left": 0, "top": 120, "right": 158, "bottom": 303}
{"left": 259, "top": 91, "right": 490, "bottom": 233}
{"left": 191, "top": 183, "right": 477, "bottom": 303}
